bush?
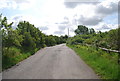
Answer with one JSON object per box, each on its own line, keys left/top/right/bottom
{"left": 2, "top": 47, "right": 21, "bottom": 69}
{"left": 67, "top": 37, "right": 84, "bottom": 45}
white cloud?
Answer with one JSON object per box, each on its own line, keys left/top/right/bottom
{"left": 10, "top": 14, "right": 41, "bottom": 28}
{"left": 0, "top": 0, "right": 17, "bottom": 9}
{"left": 54, "top": 31, "right": 65, "bottom": 35}
{"left": 77, "top": 15, "right": 103, "bottom": 25}
{"left": 39, "top": 26, "right": 49, "bottom": 31}
{"left": 94, "top": 22, "right": 118, "bottom": 32}
{"left": 2, "top": 0, "right": 118, "bottom": 36}
{"left": 95, "top": 1, "right": 118, "bottom": 16}
{"left": 0, "top": 0, "right": 36, "bottom": 10}
{"left": 65, "top": 0, "right": 118, "bottom": 26}
{"left": 58, "top": 25, "right": 67, "bottom": 30}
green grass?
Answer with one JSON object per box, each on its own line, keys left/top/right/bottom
{"left": 67, "top": 44, "right": 119, "bottom": 79}
{"left": 2, "top": 47, "right": 38, "bottom": 70}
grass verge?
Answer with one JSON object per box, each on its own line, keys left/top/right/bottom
{"left": 2, "top": 47, "right": 39, "bottom": 70}
{"left": 67, "top": 44, "right": 119, "bottom": 79}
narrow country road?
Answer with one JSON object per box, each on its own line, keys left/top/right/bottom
{"left": 3, "top": 44, "right": 99, "bottom": 79}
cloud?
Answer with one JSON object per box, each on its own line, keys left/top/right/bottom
{"left": 70, "top": 0, "right": 118, "bottom": 26}
{"left": 60, "top": 21, "right": 69, "bottom": 24}
{"left": 0, "top": 0, "right": 36, "bottom": 10}
{"left": 2, "top": 0, "right": 118, "bottom": 36}
{"left": 12, "top": 0, "right": 29, "bottom": 4}
{"left": 12, "top": 15, "right": 23, "bottom": 20}
{"left": 64, "top": 16, "right": 69, "bottom": 20}
{"left": 10, "top": 14, "right": 43, "bottom": 29}
{"left": 39, "top": 26, "right": 49, "bottom": 31}
{"left": 60, "top": 17, "right": 69, "bottom": 24}
{"left": 58, "top": 25, "right": 67, "bottom": 30}
{"left": 64, "top": 2, "right": 98, "bottom": 8}
{"left": 77, "top": 15, "right": 103, "bottom": 25}
{"left": 95, "top": 2, "right": 118, "bottom": 16}
{"left": 10, "top": 15, "right": 50, "bottom": 33}
{"left": 64, "top": 2, "right": 78, "bottom": 8}
{"left": 96, "top": 24, "right": 111, "bottom": 30}
{"left": 64, "top": 0, "right": 98, "bottom": 2}
{"left": 55, "top": 16, "right": 69, "bottom": 24}
{"left": 54, "top": 31, "right": 65, "bottom": 35}
{"left": 55, "top": 16, "right": 70, "bottom": 31}
{"left": 10, "top": 15, "right": 24, "bottom": 29}
{"left": 95, "top": 23, "right": 118, "bottom": 32}
{"left": 0, "top": 0, "right": 17, "bottom": 9}
{"left": 69, "top": 28, "right": 75, "bottom": 32}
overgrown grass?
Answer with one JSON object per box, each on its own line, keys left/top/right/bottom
{"left": 67, "top": 44, "right": 119, "bottom": 79}
{"left": 2, "top": 47, "right": 39, "bottom": 70}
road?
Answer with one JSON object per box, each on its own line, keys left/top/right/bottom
{"left": 3, "top": 44, "right": 99, "bottom": 79}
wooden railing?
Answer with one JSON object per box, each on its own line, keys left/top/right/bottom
{"left": 99, "top": 47, "right": 120, "bottom": 53}
{"left": 84, "top": 43, "right": 120, "bottom": 53}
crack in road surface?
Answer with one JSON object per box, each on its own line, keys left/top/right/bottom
{"left": 3, "top": 44, "right": 99, "bottom": 79}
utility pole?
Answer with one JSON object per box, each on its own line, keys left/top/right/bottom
{"left": 68, "top": 28, "right": 69, "bottom": 37}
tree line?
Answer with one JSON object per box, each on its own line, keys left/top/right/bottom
{"left": 0, "top": 15, "right": 68, "bottom": 69}
{"left": 67, "top": 25, "right": 119, "bottom": 51}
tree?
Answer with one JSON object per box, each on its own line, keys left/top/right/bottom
{"left": 17, "top": 21, "right": 46, "bottom": 49}
{"left": 107, "top": 29, "right": 118, "bottom": 50}
{"left": 22, "top": 32, "right": 36, "bottom": 51}
{"left": 45, "top": 35, "right": 56, "bottom": 46}
{"left": 89, "top": 28, "right": 95, "bottom": 34}
{"left": 75, "top": 25, "right": 89, "bottom": 35}
{"left": 0, "top": 15, "right": 22, "bottom": 49}
{"left": 2, "top": 29, "right": 23, "bottom": 48}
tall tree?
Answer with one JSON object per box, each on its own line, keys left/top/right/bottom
{"left": 0, "top": 15, "right": 22, "bottom": 49}
{"left": 75, "top": 25, "right": 89, "bottom": 35}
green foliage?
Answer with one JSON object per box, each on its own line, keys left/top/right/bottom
{"left": 45, "top": 35, "right": 56, "bottom": 46}
{"left": 67, "top": 24, "right": 119, "bottom": 79}
{"left": 67, "top": 25, "right": 120, "bottom": 79}
{"left": 107, "top": 29, "right": 118, "bottom": 50}
{"left": 67, "top": 36, "right": 84, "bottom": 45}
{"left": 69, "top": 25, "right": 119, "bottom": 50}
{"left": 75, "top": 25, "right": 95, "bottom": 35}
{"left": 2, "top": 47, "right": 32, "bottom": 70}
{"left": 2, "top": 29, "right": 23, "bottom": 48}
{"left": 89, "top": 28, "right": 95, "bottom": 34}
{"left": 1, "top": 15, "right": 67, "bottom": 70}
{"left": 22, "top": 32, "right": 36, "bottom": 51}
{"left": 68, "top": 45, "right": 119, "bottom": 79}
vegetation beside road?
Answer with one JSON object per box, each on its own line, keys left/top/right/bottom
{"left": 0, "top": 15, "right": 68, "bottom": 70}
{"left": 0, "top": 14, "right": 119, "bottom": 80}
{"left": 67, "top": 44, "right": 119, "bottom": 79}
{"left": 67, "top": 25, "right": 120, "bottom": 79}
{"left": 67, "top": 25, "right": 119, "bottom": 50}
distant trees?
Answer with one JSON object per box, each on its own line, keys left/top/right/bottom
{"left": 45, "top": 35, "right": 56, "bottom": 46}
{"left": 75, "top": 25, "right": 95, "bottom": 35}
{"left": 89, "top": 28, "right": 95, "bottom": 34}
{"left": 67, "top": 24, "right": 119, "bottom": 50}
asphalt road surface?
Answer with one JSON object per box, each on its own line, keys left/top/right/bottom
{"left": 3, "top": 44, "right": 99, "bottom": 79}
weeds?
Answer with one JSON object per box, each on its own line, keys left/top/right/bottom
{"left": 67, "top": 44, "right": 119, "bottom": 79}
{"left": 2, "top": 47, "right": 36, "bottom": 70}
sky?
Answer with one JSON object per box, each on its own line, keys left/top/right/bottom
{"left": 0, "top": 0, "right": 119, "bottom": 36}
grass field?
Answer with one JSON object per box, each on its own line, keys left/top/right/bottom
{"left": 67, "top": 44, "right": 119, "bottom": 79}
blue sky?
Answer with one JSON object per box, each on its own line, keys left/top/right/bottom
{"left": 0, "top": 0, "right": 118, "bottom": 36}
